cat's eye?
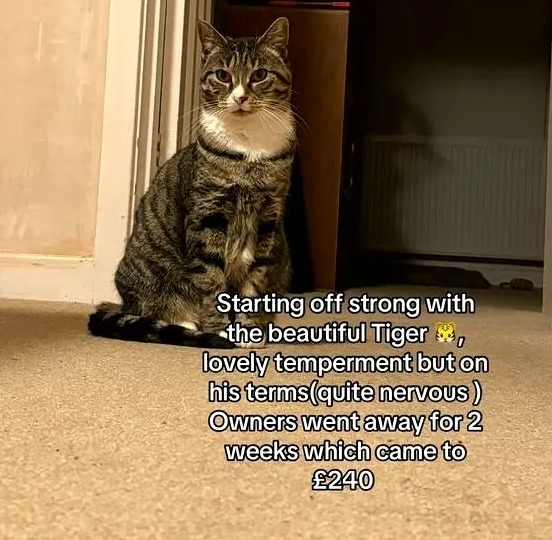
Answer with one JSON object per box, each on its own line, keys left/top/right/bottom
{"left": 250, "top": 68, "right": 268, "bottom": 83}
{"left": 215, "top": 69, "right": 232, "bottom": 83}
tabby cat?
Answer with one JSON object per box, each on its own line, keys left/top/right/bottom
{"left": 88, "top": 18, "right": 296, "bottom": 349}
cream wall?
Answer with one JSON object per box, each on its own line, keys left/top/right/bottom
{"left": 0, "top": 0, "right": 110, "bottom": 257}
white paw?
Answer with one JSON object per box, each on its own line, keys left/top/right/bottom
{"left": 154, "top": 321, "right": 169, "bottom": 329}
{"left": 236, "top": 339, "right": 266, "bottom": 349}
{"left": 177, "top": 321, "right": 199, "bottom": 331}
{"left": 218, "top": 330, "right": 229, "bottom": 339}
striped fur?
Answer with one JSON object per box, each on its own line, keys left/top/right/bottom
{"left": 88, "top": 18, "right": 296, "bottom": 349}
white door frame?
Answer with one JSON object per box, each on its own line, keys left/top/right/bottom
{"left": 132, "top": 0, "right": 168, "bottom": 221}
{"left": 133, "top": 0, "right": 213, "bottom": 194}
{"left": 93, "top": 0, "right": 163, "bottom": 304}
{"left": 95, "top": 0, "right": 213, "bottom": 303}
{"left": 158, "top": 0, "right": 187, "bottom": 164}
{"left": 176, "top": 0, "right": 214, "bottom": 151}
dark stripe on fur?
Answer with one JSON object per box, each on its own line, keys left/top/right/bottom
{"left": 88, "top": 305, "right": 235, "bottom": 349}
{"left": 197, "top": 135, "right": 294, "bottom": 162}
{"left": 197, "top": 135, "right": 245, "bottom": 160}
{"left": 198, "top": 252, "right": 225, "bottom": 270}
{"left": 200, "top": 212, "right": 228, "bottom": 231}
{"left": 272, "top": 71, "right": 291, "bottom": 85}
{"left": 252, "top": 256, "right": 278, "bottom": 268}
{"left": 258, "top": 219, "right": 278, "bottom": 237}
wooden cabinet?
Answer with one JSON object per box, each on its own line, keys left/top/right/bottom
{"left": 222, "top": 6, "right": 349, "bottom": 290}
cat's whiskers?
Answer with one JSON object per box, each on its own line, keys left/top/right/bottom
{"left": 199, "top": 105, "right": 294, "bottom": 159}
{"left": 256, "top": 111, "right": 285, "bottom": 139}
{"left": 189, "top": 104, "right": 227, "bottom": 138}
{"left": 263, "top": 99, "right": 309, "bottom": 134}
{"left": 258, "top": 107, "right": 295, "bottom": 139}
{"left": 256, "top": 110, "right": 279, "bottom": 132}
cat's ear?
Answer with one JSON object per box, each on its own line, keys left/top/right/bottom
{"left": 258, "top": 17, "right": 289, "bottom": 57}
{"left": 197, "top": 20, "right": 227, "bottom": 57}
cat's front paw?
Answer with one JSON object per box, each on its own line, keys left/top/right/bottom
{"left": 219, "top": 329, "right": 267, "bottom": 349}
{"left": 235, "top": 338, "right": 267, "bottom": 350}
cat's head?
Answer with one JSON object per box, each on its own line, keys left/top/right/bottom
{"left": 197, "top": 18, "right": 292, "bottom": 122}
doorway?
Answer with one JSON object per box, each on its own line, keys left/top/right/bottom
{"left": 340, "top": 0, "right": 552, "bottom": 309}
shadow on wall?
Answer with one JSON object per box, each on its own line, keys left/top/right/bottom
{"left": 354, "top": 90, "right": 465, "bottom": 286}
{"left": 362, "top": 89, "right": 442, "bottom": 251}
{"left": 356, "top": 89, "right": 492, "bottom": 289}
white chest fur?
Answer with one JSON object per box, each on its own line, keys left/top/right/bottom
{"left": 199, "top": 108, "right": 294, "bottom": 161}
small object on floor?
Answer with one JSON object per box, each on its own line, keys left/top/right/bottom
{"left": 499, "top": 278, "right": 534, "bottom": 291}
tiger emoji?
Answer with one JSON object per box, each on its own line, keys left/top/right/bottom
{"left": 435, "top": 322, "right": 456, "bottom": 342}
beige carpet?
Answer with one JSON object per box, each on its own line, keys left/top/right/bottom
{"left": 0, "top": 286, "right": 551, "bottom": 540}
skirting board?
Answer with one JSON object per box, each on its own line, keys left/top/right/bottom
{"left": 412, "top": 260, "right": 544, "bottom": 288}
{"left": 0, "top": 254, "right": 544, "bottom": 303}
{"left": 0, "top": 254, "right": 95, "bottom": 303}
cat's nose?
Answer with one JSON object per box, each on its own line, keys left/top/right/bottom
{"left": 233, "top": 95, "right": 249, "bottom": 105}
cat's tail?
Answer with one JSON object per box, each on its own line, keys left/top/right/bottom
{"left": 88, "top": 303, "right": 236, "bottom": 349}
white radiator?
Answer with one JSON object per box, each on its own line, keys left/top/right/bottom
{"left": 360, "top": 136, "right": 547, "bottom": 261}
